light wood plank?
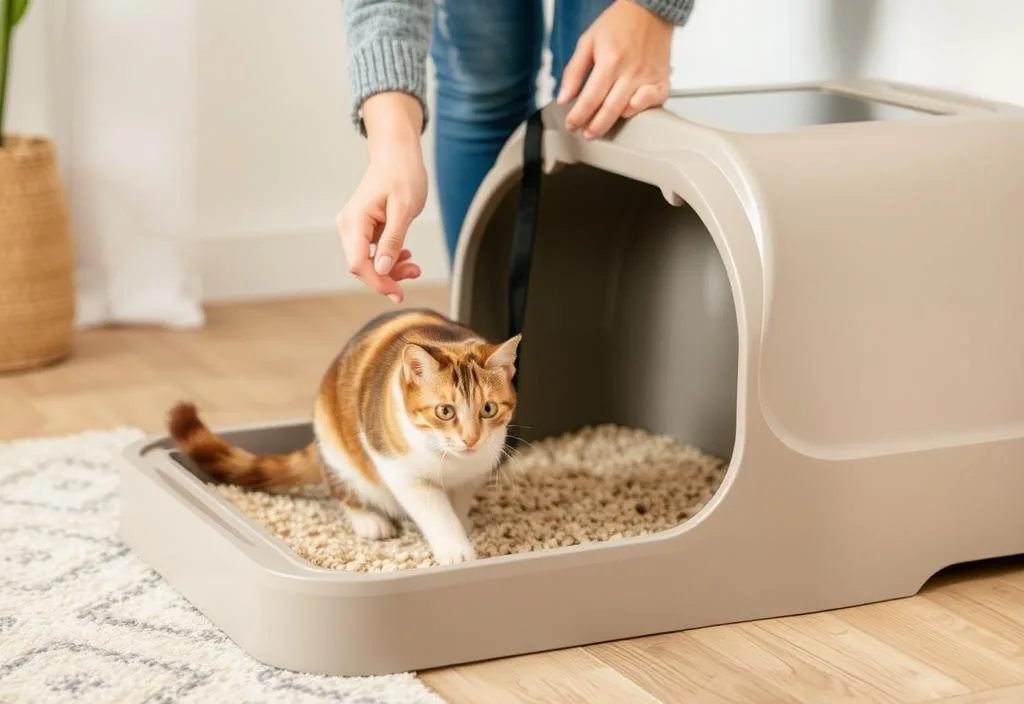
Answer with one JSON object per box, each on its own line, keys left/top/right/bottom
{"left": 421, "top": 649, "right": 664, "bottom": 704}
{"left": 923, "top": 576, "right": 1024, "bottom": 656}
{"left": 695, "top": 622, "right": 904, "bottom": 703}
{"left": 928, "top": 684, "right": 1024, "bottom": 703}
{"left": 590, "top": 627, "right": 883, "bottom": 704}
{"left": 754, "top": 612, "right": 969, "bottom": 702}
{"left": 837, "top": 595, "right": 1024, "bottom": 690}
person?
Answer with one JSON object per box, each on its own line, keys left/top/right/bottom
{"left": 338, "top": 0, "right": 694, "bottom": 303}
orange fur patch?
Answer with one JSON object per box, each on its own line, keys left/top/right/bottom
{"left": 168, "top": 401, "right": 323, "bottom": 491}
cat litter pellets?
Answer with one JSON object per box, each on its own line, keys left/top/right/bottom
{"left": 213, "top": 424, "right": 728, "bottom": 573}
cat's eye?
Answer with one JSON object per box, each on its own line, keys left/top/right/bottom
{"left": 480, "top": 401, "right": 499, "bottom": 419}
{"left": 434, "top": 404, "right": 456, "bottom": 421}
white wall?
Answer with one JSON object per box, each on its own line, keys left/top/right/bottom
{"left": 191, "top": 0, "right": 449, "bottom": 302}
{"left": 670, "top": 0, "right": 841, "bottom": 88}
{"left": 6, "top": 0, "right": 1024, "bottom": 309}
{"left": 855, "top": 0, "right": 1024, "bottom": 106}
{"left": 672, "top": 0, "right": 1024, "bottom": 107}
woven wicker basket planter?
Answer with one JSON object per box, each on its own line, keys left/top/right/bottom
{"left": 0, "top": 134, "right": 75, "bottom": 373}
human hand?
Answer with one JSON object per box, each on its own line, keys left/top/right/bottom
{"left": 337, "top": 92, "right": 427, "bottom": 303}
{"left": 556, "top": 0, "right": 674, "bottom": 139}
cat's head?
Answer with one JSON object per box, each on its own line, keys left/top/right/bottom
{"left": 399, "top": 334, "right": 521, "bottom": 457}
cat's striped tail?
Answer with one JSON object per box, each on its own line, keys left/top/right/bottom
{"left": 167, "top": 401, "right": 324, "bottom": 491}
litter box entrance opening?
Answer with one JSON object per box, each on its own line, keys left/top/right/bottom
{"left": 460, "top": 162, "right": 739, "bottom": 462}
{"left": 160, "top": 164, "right": 741, "bottom": 574}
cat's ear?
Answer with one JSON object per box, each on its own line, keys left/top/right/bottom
{"left": 485, "top": 334, "right": 521, "bottom": 378}
{"left": 402, "top": 343, "right": 441, "bottom": 382}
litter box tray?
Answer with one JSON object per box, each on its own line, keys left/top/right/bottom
{"left": 118, "top": 419, "right": 734, "bottom": 677}
{"left": 120, "top": 79, "right": 1024, "bottom": 677}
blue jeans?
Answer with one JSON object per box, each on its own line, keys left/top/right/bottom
{"left": 430, "top": 0, "right": 612, "bottom": 261}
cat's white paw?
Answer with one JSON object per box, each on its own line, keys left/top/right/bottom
{"left": 432, "top": 539, "right": 477, "bottom": 566}
{"left": 349, "top": 510, "right": 398, "bottom": 540}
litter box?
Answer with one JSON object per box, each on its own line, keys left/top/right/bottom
{"left": 118, "top": 79, "right": 1024, "bottom": 677}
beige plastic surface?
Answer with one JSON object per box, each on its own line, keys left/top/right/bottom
{"left": 119, "top": 79, "right": 1024, "bottom": 677}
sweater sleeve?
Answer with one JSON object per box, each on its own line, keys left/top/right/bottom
{"left": 342, "top": 0, "right": 694, "bottom": 135}
{"left": 631, "top": 0, "right": 695, "bottom": 25}
{"left": 343, "top": 0, "right": 433, "bottom": 135}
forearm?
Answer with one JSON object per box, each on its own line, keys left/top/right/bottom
{"left": 362, "top": 92, "right": 423, "bottom": 160}
{"left": 344, "top": 0, "right": 433, "bottom": 135}
{"left": 631, "top": 0, "right": 695, "bottom": 25}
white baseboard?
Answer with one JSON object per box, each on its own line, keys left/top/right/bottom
{"left": 197, "top": 220, "right": 451, "bottom": 303}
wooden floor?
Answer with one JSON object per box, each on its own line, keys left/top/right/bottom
{"left": 3, "top": 287, "right": 1024, "bottom": 704}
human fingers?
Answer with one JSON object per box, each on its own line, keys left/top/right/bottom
{"left": 583, "top": 76, "right": 634, "bottom": 139}
{"left": 565, "top": 61, "right": 616, "bottom": 133}
{"left": 557, "top": 34, "right": 594, "bottom": 106}
{"left": 348, "top": 246, "right": 404, "bottom": 303}
{"left": 391, "top": 249, "right": 420, "bottom": 280}
{"left": 337, "top": 204, "right": 404, "bottom": 302}
{"left": 390, "top": 259, "right": 422, "bottom": 282}
{"left": 336, "top": 203, "right": 374, "bottom": 278}
{"left": 374, "top": 196, "right": 417, "bottom": 276}
{"left": 621, "top": 83, "right": 669, "bottom": 119}
{"left": 386, "top": 248, "right": 416, "bottom": 275}
{"left": 385, "top": 248, "right": 421, "bottom": 278}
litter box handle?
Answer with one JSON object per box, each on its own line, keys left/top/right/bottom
{"left": 506, "top": 109, "right": 544, "bottom": 386}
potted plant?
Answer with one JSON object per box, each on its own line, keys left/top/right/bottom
{"left": 0, "top": 0, "right": 75, "bottom": 373}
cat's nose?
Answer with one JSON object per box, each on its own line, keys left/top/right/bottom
{"left": 462, "top": 434, "right": 479, "bottom": 449}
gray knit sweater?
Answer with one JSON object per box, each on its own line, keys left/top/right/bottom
{"left": 344, "top": 0, "right": 695, "bottom": 134}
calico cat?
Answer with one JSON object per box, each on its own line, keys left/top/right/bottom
{"left": 167, "top": 307, "right": 521, "bottom": 566}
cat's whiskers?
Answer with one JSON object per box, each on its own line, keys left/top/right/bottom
{"left": 490, "top": 446, "right": 525, "bottom": 495}
{"left": 500, "top": 442, "right": 524, "bottom": 459}
{"left": 498, "top": 463, "right": 523, "bottom": 497}
{"left": 499, "top": 441, "right": 526, "bottom": 469}
{"left": 506, "top": 433, "right": 539, "bottom": 453}
{"left": 497, "top": 450, "right": 521, "bottom": 473}
{"left": 488, "top": 452, "right": 510, "bottom": 491}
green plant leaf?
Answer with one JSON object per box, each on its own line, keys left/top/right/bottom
{"left": 12, "top": 0, "right": 29, "bottom": 27}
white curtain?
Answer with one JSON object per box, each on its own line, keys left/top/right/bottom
{"left": 68, "top": 0, "right": 204, "bottom": 328}
{"left": 8, "top": 0, "right": 205, "bottom": 329}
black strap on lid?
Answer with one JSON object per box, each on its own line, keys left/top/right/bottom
{"left": 506, "top": 109, "right": 545, "bottom": 391}
{"left": 503, "top": 110, "right": 544, "bottom": 452}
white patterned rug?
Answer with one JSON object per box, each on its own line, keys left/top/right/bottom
{"left": 0, "top": 428, "right": 446, "bottom": 704}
